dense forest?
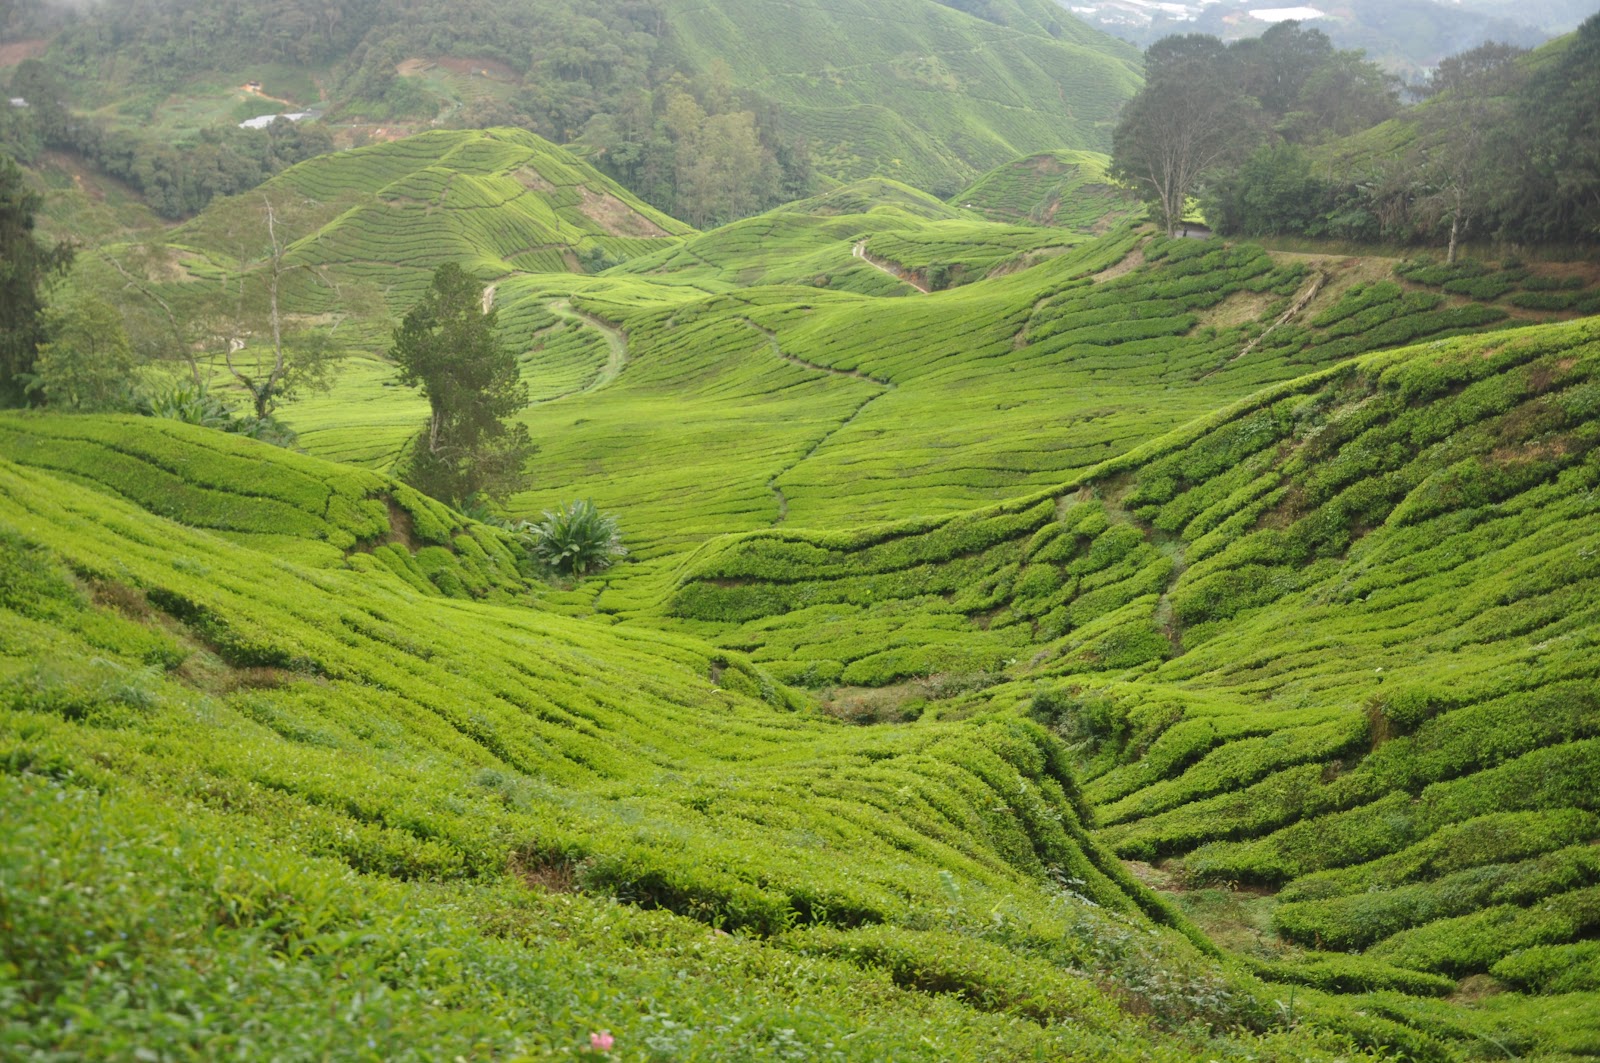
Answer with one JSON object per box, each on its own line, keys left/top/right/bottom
{"left": 2, "top": 0, "right": 813, "bottom": 225}
{"left": 1112, "top": 15, "right": 1600, "bottom": 252}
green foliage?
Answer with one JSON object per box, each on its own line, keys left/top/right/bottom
{"left": 32, "top": 288, "right": 138, "bottom": 412}
{"left": 1492, "top": 940, "right": 1600, "bottom": 993}
{"left": 953, "top": 151, "right": 1132, "bottom": 232}
{"left": 4, "top": 59, "right": 335, "bottom": 219}
{"left": 1118, "top": 25, "right": 1399, "bottom": 239}
{"left": 0, "top": 152, "right": 74, "bottom": 407}
{"left": 391, "top": 263, "right": 534, "bottom": 504}
{"left": 521, "top": 499, "right": 626, "bottom": 577}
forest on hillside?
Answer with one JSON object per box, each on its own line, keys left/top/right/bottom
{"left": 0, "top": 0, "right": 812, "bottom": 224}
{"left": 1111, "top": 16, "right": 1600, "bottom": 251}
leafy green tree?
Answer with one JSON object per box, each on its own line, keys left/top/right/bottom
{"left": 31, "top": 289, "right": 138, "bottom": 411}
{"left": 1206, "top": 143, "right": 1326, "bottom": 236}
{"left": 1497, "top": 13, "right": 1600, "bottom": 242}
{"left": 1288, "top": 50, "right": 1399, "bottom": 141}
{"left": 0, "top": 152, "right": 73, "bottom": 407}
{"left": 1410, "top": 42, "right": 1527, "bottom": 262}
{"left": 1111, "top": 35, "right": 1256, "bottom": 237}
{"left": 390, "top": 263, "right": 534, "bottom": 504}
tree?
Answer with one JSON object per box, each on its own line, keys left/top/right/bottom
{"left": 1111, "top": 35, "right": 1256, "bottom": 237}
{"left": 1206, "top": 143, "right": 1325, "bottom": 237}
{"left": 218, "top": 195, "right": 340, "bottom": 419}
{"left": 389, "top": 263, "right": 534, "bottom": 504}
{"left": 1496, "top": 13, "right": 1600, "bottom": 242}
{"left": 1288, "top": 50, "right": 1399, "bottom": 142}
{"left": 32, "top": 289, "right": 138, "bottom": 411}
{"left": 1230, "top": 21, "right": 1332, "bottom": 120}
{"left": 1410, "top": 42, "right": 1527, "bottom": 262}
{"left": 0, "top": 152, "right": 74, "bottom": 407}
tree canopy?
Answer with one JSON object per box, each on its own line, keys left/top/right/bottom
{"left": 390, "top": 264, "right": 534, "bottom": 505}
{"left": 0, "top": 153, "right": 74, "bottom": 408}
{"left": 1127, "top": 14, "right": 1600, "bottom": 250}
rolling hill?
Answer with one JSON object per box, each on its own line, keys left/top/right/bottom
{"left": 7, "top": 0, "right": 1143, "bottom": 218}
{"left": 0, "top": 411, "right": 1404, "bottom": 1061}
{"left": 172, "top": 127, "right": 693, "bottom": 313}
{"left": 7, "top": 90, "right": 1600, "bottom": 1059}
{"left": 5, "top": 307, "right": 1599, "bottom": 1057}
{"left": 652, "top": 0, "right": 1142, "bottom": 193}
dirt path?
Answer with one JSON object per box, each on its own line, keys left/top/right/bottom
{"left": 548, "top": 300, "right": 628, "bottom": 394}
{"left": 744, "top": 319, "right": 893, "bottom": 386}
{"left": 852, "top": 241, "right": 930, "bottom": 293}
{"left": 482, "top": 284, "right": 497, "bottom": 314}
{"left": 241, "top": 84, "right": 299, "bottom": 109}
{"left": 744, "top": 319, "right": 894, "bottom": 525}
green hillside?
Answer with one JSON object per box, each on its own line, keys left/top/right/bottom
{"left": 9, "top": 85, "right": 1600, "bottom": 1056}
{"left": 1, "top": 412, "right": 1421, "bottom": 1062}
{"left": 173, "top": 127, "right": 693, "bottom": 314}
{"left": 656, "top": 0, "right": 1141, "bottom": 194}
{"left": 9, "top": 0, "right": 1142, "bottom": 224}
{"left": 649, "top": 313, "right": 1600, "bottom": 1056}
{"left": 6, "top": 309, "right": 1600, "bottom": 1056}
{"left": 610, "top": 177, "right": 1093, "bottom": 294}
{"left": 953, "top": 150, "right": 1133, "bottom": 231}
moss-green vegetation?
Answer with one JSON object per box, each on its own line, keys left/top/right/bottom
{"left": 953, "top": 150, "right": 1132, "bottom": 231}
{"left": 1, "top": 411, "right": 1425, "bottom": 1060}
{"left": 638, "top": 314, "right": 1600, "bottom": 1055}
{"left": 10, "top": 116, "right": 1600, "bottom": 1056}
{"left": 658, "top": 0, "right": 1141, "bottom": 196}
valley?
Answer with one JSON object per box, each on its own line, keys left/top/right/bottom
{"left": 3, "top": 1, "right": 1600, "bottom": 1059}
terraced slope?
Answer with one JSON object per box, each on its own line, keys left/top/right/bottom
{"left": 0, "top": 414, "right": 1415, "bottom": 1061}
{"left": 953, "top": 150, "right": 1133, "bottom": 231}
{"left": 169, "top": 128, "right": 692, "bottom": 315}
{"left": 612, "top": 177, "right": 1091, "bottom": 294}
{"left": 657, "top": 0, "right": 1142, "bottom": 195}
{"left": 660, "top": 316, "right": 1600, "bottom": 1057}
{"left": 501, "top": 234, "right": 1551, "bottom": 567}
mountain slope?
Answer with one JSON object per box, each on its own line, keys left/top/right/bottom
{"left": 658, "top": 315, "right": 1600, "bottom": 1055}
{"left": 6, "top": 311, "right": 1598, "bottom": 1055}
{"left": 0, "top": 412, "right": 1423, "bottom": 1060}
{"left": 172, "top": 127, "right": 692, "bottom": 313}
{"left": 658, "top": 0, "right": 1141, "bottom": 194}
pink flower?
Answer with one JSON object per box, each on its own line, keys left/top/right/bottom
{"left": 590, "top": 1030, "right": 615, "bottom": 1053}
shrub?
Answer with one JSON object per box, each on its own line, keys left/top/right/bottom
{"left": 520, "top": 499, "right": 626, "bottom": 577}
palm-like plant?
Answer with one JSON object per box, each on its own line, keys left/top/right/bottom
{"left": 523, "top": 500, "right": 626, "bottom": 577}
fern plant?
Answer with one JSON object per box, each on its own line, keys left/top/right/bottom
{"left": 522, "top": 500, "right": 626, "bottom": 577}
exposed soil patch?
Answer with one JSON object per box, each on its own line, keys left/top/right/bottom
{"left": 384, "top": 496, "right": 418, "bottom": 550}
{"left": 515, "top": 168, "right": 557, "bottom": 194}
{"left": 0, "top": 39, "right": 48, "bottom": 68}
{"left": 512, "top": 850, "right": 579, "bottom": 894}
{"left": 433, "top": 56, "right": 520, "bottom": 82}
{"left": 819, "top": 671, "right": 1003, "bottom": 725}
{"left": 239, "top": 83, "right": 297, "bottom": 108}
{"left": 1091, "top": 245, "right": 1145, "bottom": 284}
{"left": 1194, "top": 289, "right": 1276, "bottom": 331}
{"left": 349, "top": 495, "right": 420, "bottom": 555}
{"left": 575, "top": 185, "right": 668, "bottom": 238}
{"left": 852, "top": 241, "right": 930, "bottom": 293}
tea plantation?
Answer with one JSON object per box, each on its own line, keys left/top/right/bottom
{"left": 7, "top": 129, "right": 1600, "bottom": 1059}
